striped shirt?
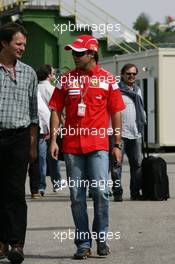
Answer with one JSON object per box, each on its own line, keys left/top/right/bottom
{"left": 0, "top": 60, "right": 38, "bottom": 129}
{"left": 121, "top": 87, "right": 142, "bottom": 139}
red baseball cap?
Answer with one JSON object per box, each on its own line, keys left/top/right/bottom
{"left": 65, "top": 34, "right": 99, "bottom": 52}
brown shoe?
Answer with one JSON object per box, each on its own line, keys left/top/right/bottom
{"left": 8, "top": 245, "right": 24, "bottom": 264}
{"left": 31, "top": 193, "right": 41, "bottom": 199}
{"left": 0, "top": 241, "right": 9, "bottom": 259}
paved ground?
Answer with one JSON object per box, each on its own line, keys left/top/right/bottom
{"left": 1, "top": 153, "right": 175, "bottom": 264}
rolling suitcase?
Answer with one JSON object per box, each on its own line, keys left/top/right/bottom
{"left": 141, "top": 122, "right": 169, "bottom": 201}
{"left": 141, "top": 155, "right": 169, "bottom": 200}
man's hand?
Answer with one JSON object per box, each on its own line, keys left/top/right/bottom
{"left": 50, "top": 141, "right": 59, "bottom": 160}
{"left": 111, "top": 111, "right": 122, "bottom": 165}
{"left": 112, "top": 147, "right": 122, "bottom": 165}
{"left": 50, "top": 110, "right": 61, "bottom": 160}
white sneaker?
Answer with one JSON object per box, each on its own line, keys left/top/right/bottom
{"left": 53, "top": 187, "right": 60, "bottom": 192}
{"left": 60, "top": 179, "right": 66, "bottom": 186}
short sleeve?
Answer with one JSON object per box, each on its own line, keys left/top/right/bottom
{"left": 108, "top": 82, "right": 125, "bottom": 113}
{"left": 48, "top": 83, "right": 66, "bottom": 112}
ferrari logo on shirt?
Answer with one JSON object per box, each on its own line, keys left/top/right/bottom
{"left": 90, "top": 79, "right": 99, "bottom": 87}
{"left": 66, "top": 80, "right": 80, "bottom": 88}
{"left": 74, "top": 81, "right": 80, "bottom": 88}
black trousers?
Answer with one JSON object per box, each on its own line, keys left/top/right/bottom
{"left": 0, "top": 127, "right": 30, "bottom": 246}
{"left": 28, "top": 160, "right": 40, "bottom": 194}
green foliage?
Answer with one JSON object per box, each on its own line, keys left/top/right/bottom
{"left": 133, "top": 12, "right": 150, "bottom": 35}
{"left": 133, "top": 13, "right": 175, "bottom": 45}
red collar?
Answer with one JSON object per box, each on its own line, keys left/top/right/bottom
{"left": 77, "top": 64, "right": 101, "bottom": 76}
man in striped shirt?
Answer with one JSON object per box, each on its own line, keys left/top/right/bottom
{"left": 0, "top": 22, "right": 38, "bottom": 263}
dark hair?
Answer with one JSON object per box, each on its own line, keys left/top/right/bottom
{"left": 94, "top": 52, "right": 99, "bottom": 63}
{"left": 121, "top": 64, "right": 138, "bottom": 75}
{"left": 0, "top": 22, "right": 27, "bottom": 50}
{"left": 36, "top": 64, "right": 52, "bottom": 81}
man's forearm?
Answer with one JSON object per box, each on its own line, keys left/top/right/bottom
{"left": 30, "top": 123, "right": 38, "bottom": 144}
{"left": 111, "top": 112, "right": 122, "bottom": 144}
{"left": 30, "top": 124, "right": 38, "bottom": 161}
{"left": 50, "top": 110, "right": 61, "bottom": 142}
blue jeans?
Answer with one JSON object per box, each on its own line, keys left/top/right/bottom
{"left": 64, "top": 151, "right": 109, "bottom": 250}
{"left": 111, "top": 137, "right": 142, "bottom": 197}
{"left": 39, "top": 136, "right": 61, "bottom": 191}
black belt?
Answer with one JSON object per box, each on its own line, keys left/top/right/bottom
{"left": 0, "top": 126, "right": 28, "bottom": 136}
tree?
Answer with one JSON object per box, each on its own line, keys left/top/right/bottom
{"left": 133, "top": 13, "right": 150, "bottom": 35}
{"left": 148, "top": 16, "right": 175, "bottom": 44}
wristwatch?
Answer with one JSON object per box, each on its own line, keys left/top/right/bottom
{"left": 113, "top": 143, "right": 122, "bottom": 150}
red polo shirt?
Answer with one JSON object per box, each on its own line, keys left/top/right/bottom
{"left": 49, "top": 64, "right": 125, "bottom": 154}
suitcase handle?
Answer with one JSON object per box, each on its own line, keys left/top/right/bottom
{"left": 142, "top": 123, "right": 149, "bottom": 159}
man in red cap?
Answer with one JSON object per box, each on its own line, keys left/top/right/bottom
{"left": 49, "top": 34, "right": 125, "bottom": 259}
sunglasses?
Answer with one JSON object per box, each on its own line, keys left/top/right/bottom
{"left": 72, "top": 50, "right": 87, "bottom": 57}
{"left": 126, "top": 72, "right": 137, "bottom": 76}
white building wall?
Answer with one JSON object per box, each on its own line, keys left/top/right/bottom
{"left": 159, "top": 50, "right": 175, "bottom": 146}
{"left": 100, "top": 48, "right": 175, "bottom": 147}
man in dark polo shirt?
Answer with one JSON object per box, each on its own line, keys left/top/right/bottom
{"left": 0, "top": 23, "right": 38, "bottom": 263}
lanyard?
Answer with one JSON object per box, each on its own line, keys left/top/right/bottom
{"left": 79, "top": 77, "right": 93, "bottom": 104}
{"left": 76, "top": 66, "right": 101, "bottom": 103}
